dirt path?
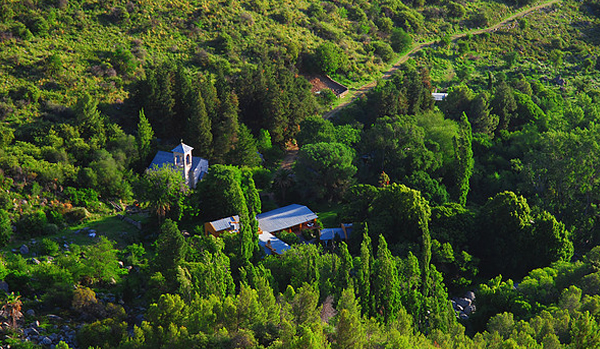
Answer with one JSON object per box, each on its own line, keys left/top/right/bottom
{"left": 323, "top": 0, "right": 560, "bottom": 120}
{"left": 279, "top": 142, "right": 299, "bottom": 171}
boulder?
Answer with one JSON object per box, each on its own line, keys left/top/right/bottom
{"left": 464, "top": 304, "right": 476, "bottom": 315}
{"left": 26, "top": 309, "right": 35, "bottom": 317}
{"left": 31, "top": 258, "right": 41, "bottom": 265}
{"left": 20, "top": 244, "right": 29, "bottom": 255}
{"left": 40, "top": 336, "right": 52, "bottom": 345}
{"left": 0, "top": 280, "right": 9, "bottom": 293}
{"left": 465, "top": 291, "right": 476, "bottom": 301}
{"left": 47, "top": 314, "right": 62, "bottom": 322}
{"left": 24, "top": 327, "right": 39, "bottom": 336}
{"left": 456, "top": 298, "right": 472, "bottom": 308}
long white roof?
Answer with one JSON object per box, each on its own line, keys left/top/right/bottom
{"left": 256, "top": 204, "right": 318, "bottom": 233}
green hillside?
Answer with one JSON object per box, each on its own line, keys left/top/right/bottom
{"left": 3, "top": 0, "right": 600, "bottom": 348}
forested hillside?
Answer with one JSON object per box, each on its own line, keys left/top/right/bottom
{"left": 2, "top": 0, "right": 600, "bottom": 348}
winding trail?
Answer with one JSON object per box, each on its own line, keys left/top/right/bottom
{"left": 279, "top": 0, "right": 560, "bottom": 170}
{"left": 323, "top": 0, "right": 561, "bottom": 120}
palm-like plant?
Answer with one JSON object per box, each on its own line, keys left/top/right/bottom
{"left": 272, "top": 169, "right": 294, "bottom": 203}
{"left": 1, "top": 292, "right": 22, "bottom": 329}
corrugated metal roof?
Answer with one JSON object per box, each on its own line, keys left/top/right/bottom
{"left": 256, "top": 204, "right": 318, "bottom": 233}
{"left": 320, "top": 228, "right": 345, "bottom": 241}
{"left": 432, "top": 93, "right": 448, "bottom": 101}
{"left": 258, "top": 232, "right": 291, "bottom": 255}
{"left": 209, "top": 215, "right": 240, "bottom": 232}
{"left": 172, "top": 142, "right": 194, "bottom": 154}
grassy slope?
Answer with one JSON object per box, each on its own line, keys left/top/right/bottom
{"left": 0, "top": 0, "right": 540, "bottom": 125}
{"left": 414, "top": 0, "right": 600, "bottom": 91}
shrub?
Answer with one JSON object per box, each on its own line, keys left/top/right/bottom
{"left": 38, "top": 238, "right": 60, "bottom": 256}
{"left": 372, "top": 41, "right": 395, "bottom": 62}
{"left": 30, "top": 16, "right": 49, "bottom": 37}
{"left": 64, "top": 207, "right": 90, "bottom": 223}
{"left": 16, "top": 210, "right": 47, "bottom": 237}
{"left": 72, "top": 286, "right": 98, "bottom": 314}
{"left": 278, "top": 231, "right": 300, "bottom": 245}
{"left": 42, "top": 224, "right": 59, "bottom": 237}
{"left": 12, "top": 22, "right": 33, "bottom": 40}
{"left": 111, "top": 46, "right": 137, "bottom": 76}
{"left": 0, "top": 209, "right": 12, "bottom": 247}
{"left": 301, "top": 228, "right": 318, "bottom": 241}
{"left": 64, "top": 187, "right": 101, "bottom": 210}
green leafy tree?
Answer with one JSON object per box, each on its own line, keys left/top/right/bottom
{"left": 137, "top": 165, "right": 188, "bottom": 223}
{"left": 476, "top": 191, "right": 573, "bottom": 277}
{"left": 390, "top": 28, "right": 412, "bottom": 53}
{"left": 314, "top": 42, "right": 347, "bottom": 75}
{"left": 295, "top": 142, "right": 357, "bottom": 201}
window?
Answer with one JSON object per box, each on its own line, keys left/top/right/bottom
{"left": 186, "top": 154, "right": 191, "bottom": 165}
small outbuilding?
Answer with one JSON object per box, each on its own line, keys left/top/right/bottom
{"left": 205, "top": 215, "right": 240, "bottom": 237}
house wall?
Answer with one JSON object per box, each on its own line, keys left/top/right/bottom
{"left": 205, "top": 222, "right": 218, "bottom": 237}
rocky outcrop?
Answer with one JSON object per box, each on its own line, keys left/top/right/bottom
{"left": 452, "top": 291, "right": 476, "bottom": 320}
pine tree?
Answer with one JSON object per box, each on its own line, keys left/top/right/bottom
{"left": 153, "top": 219, "right": 186, "bottom": 289}
{"left": 173, "top": 65, "right": 193, "bottom": 134}
{"left": 228, "top": 123, "right": 260, "bottom": 167}
{"left": 185, "top": 90, "right": 212, "bottom": 159}
{"left": 75, "top": 93, "right": 106, "bottom": 145}
{"left": 212, "top": 92, "right": 239, "bottom": 163}
{"left": 150, "top": 65, "right": 177, "bottom": 137}
{"left": 334, "top": 287, "right": 366, "bottom": 349}
{"left": 136, "top": 108, "right": 154, "bottom": 165}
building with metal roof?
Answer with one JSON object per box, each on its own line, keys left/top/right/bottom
{"left": 256, "top": 204, "right": 318, "bottom": 234}
{"left": 205, "top": 215, "right": 240, "bottom": 236}
{"left": 432, "top": 92, "right": 448, "bottom": 101}
{"left": 259, "top": 231, "right": 291, "bottom": 255}
{"left": 148, "top": 142, "right": 208, "bottom": 189}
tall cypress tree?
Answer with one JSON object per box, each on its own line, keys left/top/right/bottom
{"left": 374, "top": 235, "right": 402, "bottom": 323}
{"left": 452, "top": 112, "right": 474, "bottom": 206}
{"left": 357, "top": 227, "right": 374, "bottom": 318}
{"left": 335, "top": 242, "right": 354, "bottom": 303}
